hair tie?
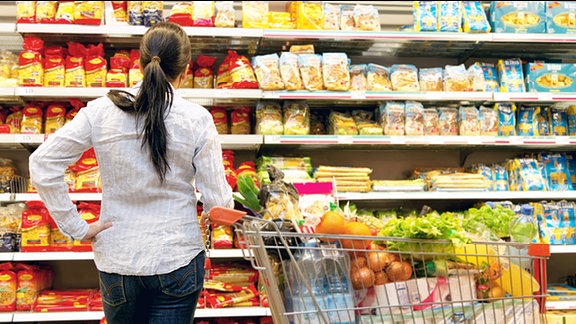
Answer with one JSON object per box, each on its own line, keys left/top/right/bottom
{"left": 151, "top": 56, "right": 161, "bottom": 63}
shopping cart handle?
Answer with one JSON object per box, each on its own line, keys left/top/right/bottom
{"left": 209, "top": 207, "right": 247, "bottom": 226}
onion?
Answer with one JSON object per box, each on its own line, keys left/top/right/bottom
{"left": 385, "top": 261, "right": 412, "bottom": 282}
{"left": 351, "top": 256, "right": 367, "bottom": 270}
{"left": 367, "top": 251, "right": 399, "bottom": 272}
{"left": 373, "top": 270, "right": 390, "bottom": 285}
{"left": 350, "top": 266, "right": 375, "bottom": 290}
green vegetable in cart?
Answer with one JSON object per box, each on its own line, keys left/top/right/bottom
{"left": 233, "top": 174, "right": 262, "bottom": 213}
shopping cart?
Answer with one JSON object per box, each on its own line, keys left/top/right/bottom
{"left": 209, "top": 207, "right": 549, "bottom": 324}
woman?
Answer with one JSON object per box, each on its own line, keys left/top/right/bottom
{"left": 29, "top": 22, "right": 233, "bottom": 323}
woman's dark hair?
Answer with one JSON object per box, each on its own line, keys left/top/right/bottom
{"left": 107, "top": 22, "right": 191, "bottom": 183}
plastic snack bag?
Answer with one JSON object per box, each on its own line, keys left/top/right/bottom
{"left": 298, "top": 54, "right": 324, "bottom": 91}
{"left": 279, "top": 52, "right": 304, "bottom": 91}
{"left": 295, "top": 1, "right": 323, "bottom": 30}
{"left": 242, "top": 1, "right": 268, "bottom": 28}
{"left": 44, "top": 103, "right": 66, "bottom": 134}
{"left": 462, "top": 1, "right": 491, "bottom": 33}
{"left": 468, "top": 62, "right": 486, "bottom": 92}
{"left": 256, "top": 101, "right": 283, "bottom": 135}
{"left": 479, "top": 106, "right": 498, "bottom": 136}
{"left": 230, "top": 106, "right": 252, "bottom": 135}
{"left": 210, "top": 107, "right": 229, "bottom": 135}
{"left": 168, "top": 2, "right": 194, "bottom": 26}
{"left": 329, "top": 111, "right": 358, "bottom": 135}
{"left": 349, "top": 64, "right": 367, "bottom": 91}
{"left": 391, "top": 64, "right": 420, "bottom": 92}
{"left": 340, "top": 5, "right": 356, "bottom": 30}
{"left": 438, "top": 1, "right": 462, "bottom": 32}
{"left": 481, "top": 62, "right": 499, "bottom": 92}
{"left": 65, "top": 42, "right": 87, "bottom": 88}
{"left": 215, "top": 1, "right": 235, "bottom": 27}
{"left": 423, "top": 107, "right": 439, "bottom": 135}
{"left": 283, "top": 101, "right": 310, "bottom": 135}
{"left": 549, "top": 106, "right": 568, "bottom": 136}
{"left": 21, "top": 103, "right": 43, "bottom": 134}
{"left": 143, "top": 1, "right": 163, "bottom": 26}
{"left": 322, "top": 53, "right": 350, "bottom": 91}
{"left": 252, "top": 54, "right": 284, "bottom": 91}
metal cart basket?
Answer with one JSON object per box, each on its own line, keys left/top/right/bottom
{"left": 210, "top": 209, "right": 548, "bottom": 324}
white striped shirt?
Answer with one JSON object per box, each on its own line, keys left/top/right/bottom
{"left": 29, "top": 85, "right": 234, "bottom": 275}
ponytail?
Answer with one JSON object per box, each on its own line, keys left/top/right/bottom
{"left": 108, "top": 22, "right": 191, "bottom": 183}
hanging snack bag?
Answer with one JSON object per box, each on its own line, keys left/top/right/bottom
{"left": 18, "top": 36, "right": 44, "bottom": 87}
{"left": 252, "top": 54, "right": 284, "bottom": 91}
{"left": 379, "top": 102, "right": 405, "bottom": 136}
{"left": 444, "top": 64, "right": 471, "bottom": 92}
{"left": 16, "top": 1, "right": 36, "bottom": 23}
{"left": 279, "top": 52, "right": 303, "bottom": 91}
{"left": 242, "top": 1, "right": 268, "bottom": 28}
{"left": 44, "top": 103, "right": 66, "bottom": 134}
{"left": 128, "top": 1, "right": 144, "bottom": 25}
{"left": 549, "top": 105, "right": 568, "bottom": 136}
{"left": 413, "top": 1, "right": 437, "bottom": 32}
{"left": 419, "top": 67, "right": 443, "bottom": 91}
{"left": 283, "top": 101, "right": 310, "bottom": 135}
{"left": 423, "top": 107, "right": 440, "bottom": 135}
{"left": 405, "top": 101, "right": 425, "bottom": 136}
{"left": 85, "top": 43, "right": 106, "bottom": 88}
{"left": 227, "top": 50, "right": 259, "bottom": 89}
{"left": 438, "top": 1, "right": 462, "bottom": 32}
{"left": 458, "top": 105, "right": 480, "bottom": 136}
{"left": 322, "top": 53, "right": 349, "bottom": 91}
{"left": 391, "top": 64, "right": 420, "bottom": 92}
{"left": 366, "top": 64, "right": 392, "bottom": 91}
{"left": 462, "top": 1, "right": 491, "bottom": 33}
{"left": 21, "top": 103, "right": 43, "bottom": 134}
{"left": 481, "top": 62, "right": 499, "bottom": 92}
{"left": 323, "top": 3, "right": 340, "bottom": 30}
{"left": 143, "top": 1, "right": 163, "bottom": 26}
{"left": 210, "top": 107, "right": 229, "bottom": 135}
{"left": 517, "top": 105, "right": 540, "bottom": 136}
{"left": 256, "top": 100, "right": 283, "bottom": 135}
{"left": 168, "top": 2, "right": 193, "bottom": 26}
{"left": 340, "top": 5, "right": 356, "bottom": 30}
{"left": 479, "top": 105, "right": 498, "bottom": 136}
{"left": 349, "top": 64, "right": 367, "bottom": 91}
{"left": 36, "top": 1, "right": 58, "bottom": 24}
{"left": 215, "top": 1, "right": 235, "bottom": 27}
{"left": 191, "top": 1, "right": 214, "bottom": 26}
{"left": 230, "top": 106, "right": 251, "bottom": 135}
{"left": 65, "top": 42, "right": 87, "bottom": 87}
{"left": 74, "top": 1, "right": 104, "bottom": 25}
{"left": 54, "top": 1, "right": 75, "bottom": 24}
{"left": 437, "top": 107, "right": 459, "bottom": 136}
{"left": 111, "top": 1, "right": 128, "bottom": 22}
{"left": 194, "top": 56, "right": 217, "bottom": 89}
{"left": 129, "top": 49, "right": 143, "bottom": 86}
{"left": 354, "top": 5, "right": 380, "bottom": 31}
{"left": 43, "top": 46, "right": 65, "bottom": 87}
{"left": 295, "top": 1, "right": 323, "bottom": 30}
{"left": 496, "top": 103, "right": 517, "bottom": 136}
{"left": 298, "top": 54, "right": 324, "bottom": 91}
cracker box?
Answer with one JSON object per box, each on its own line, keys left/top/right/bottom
{"left": 526, "top": 63, "right": 576, "bottom": 92}
{"left": 490, "top": 1, "right": 546, "bottom": 33}
{"left": 547, "top": 1, "right": 576, "bottom": 33}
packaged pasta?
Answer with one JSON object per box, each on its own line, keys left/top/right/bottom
{"left": 437, "top": 107, "right": 458, "bottom": 136}
{"left": 289, "top": 44, "right": 315, "bottom": 54}
{"left": 16, "top": 1, "right": 36, "bottom": 24}
{"left": 267, "top": 11, "right": 295, "bottom": 29}
{"left": 547, "top": 1, "right": 576, "bottom": 33}
{"left": 242, "top": 1, "right": 268, "bottom": 28}
{"left": 256, "top": 101, "right": 283, "bottom": 135}
{"left": 74, "top": 1, "right": 104, "bottom": 25}
{"left": 349, "top": 64, "right": 367, "bottom": 91}
{"left": 322, "top": 53, "right": 349, "bottom": 91}
{"left": 252, "top": 54, "right": 284, "bottom": 90}
{"left": 283, "top": 101, "right": 310, "bottom": 135}
{"left": 128, "top": 1, "right": 144, "bottom": 25}
{"left": 517, "top": 105, "right": 540, "bottom": 136}
{"left": 106, "top": 55, "right": 130, "bottom": 87}
{"left": 295, "top": 1, "right": 323, "bottom": 30}
{"left": 496, "top": 103, "right": 517, "bottom": 136}
{"left": 438, "top": 1, "right": 462, "bottom": 32}
{"left": 227, "top": 50, "right": 259, "bottom": 89}
{"left": 18, "top": 36, "right": 44, "bottom": 87}
{"left": 549, "top": 105, "right": 568, "bottom": 136}
{"left": 6, "top": 109, "right": 23, "bottom": 134}
{"left": 479, "top": 106, "right": 498, "bottom": 136}
{"left": 193, "top": 56, "right": 217, "bottom": 89}
{"left": 391, "top": 64, "right": 420, "bottom": 92}
{"left": 405, "top": 101, "right": 424, "bottom": 136}
{"left": 43, "top": 46, "right": 65, "bottom": 87}
{"left": 423, "top": 107, "right": 439, "bottom": 135}
{"left": 458, "top": 106, "right": 480, "bottom": 136}
{"left": 413, "top": 1, "right": 437, "bottom": 32}
{"left": 192, "top": 1, "right": 214, "bottom": 27}
{"left": 216, "top": 54, "right": 232, "bottom": 89}
{"left": 497, "top": 58, "right": 525, "bottom": 92}
{"left": 298, "top": 54, "right": 323, "bottom": 91}
{"left": 168, "top": 2, "right": 193, "bottom": 26}
{"left": 329, "top": 111, "right": 357, "bottom": 135}
{"left": 21, "top": 103, "right": 43, "bottom": 134}
{"left": 538, "top": 106, "right": 551, "bottom": 136}
{"left": 378, "top": 102, "right": 405, "bottom": 136}
{"left": 525, "top": 62, "right": 576, "bottom": 93}
{"left": 419, "top": 67, "right": 443, "bottom": 91}
{"left": 0, "top": 265, "right": 16, "bottom": 312}
{"left": 128, "top": 49, "right": 143, "bottom": 86}
{"left": 67, "top": 99, "right": 85, "bottom": 124}
{"left": 36, "top": 1, "right": 58, "bottom": 24}
{"left": 354, "top": 5, "right": 380, "bottom": 31}
{"left": 489, "top": 1, "right": 546, "bottom": 33}
{"left": 467, "top": 62, "right": 486, "bottom": 92}
{"left": 65, "top": 42, "right": 87, "bottom": 88}
{"left": 279, "top": 52, "right": 304, "bottom": 90}
{"left": 539, "top": 153, "right": 573, "bottom": 191}
{"left": 444, "top": 64, "right": 471, "bottom": 92}
{"left": 44, "top": 103, "right": 66, "bottom": 134}
{"left": 143, "top": 1, "right": 163, "bottom": 26}
{"left": 215, "top": 1, "right": 235, "bottom": 27}
{"left": 54, "top": 1, "right": 75, "bottom": 24}
{"left": 352, "top": 110, "right": 382, "bottom": 135}
{"left": 111, "top": 1, "right": 128, "bottom": 22}
{"left": 210, "top": 107, "right": 229, "bottom": 135}
{"left": 340, "top": 5, "right": 355, "bottom": 31}
{"left": 568, "top": 105, "right": 576, "bottom": 135}
{"left": 462, "top": 1, "right": 491, "bottom": 33}
{"left": 181, "top": 60, "right": 193, "bottom": 88}
{"left": 323, "top": 3, "right": 340, "bottom": 30}
{"left": 85, "top": 43, "right": 107, "bottom": 88}
{"left": 230, "top": 106, "right": 251, "bottom": 135}
{"left": 366, "top": 64, "right": 392, "bottom": 91}
{"left": 481, "top": 62, "right": 499, "bottom": 92}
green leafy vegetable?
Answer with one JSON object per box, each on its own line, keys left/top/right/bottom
{"left": 233, "top": 175, "right": 261, "bottom": 213}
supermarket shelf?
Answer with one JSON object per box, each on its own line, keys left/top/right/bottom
{"left": 550, "top": 245, "right": 576, "bottom": 254}
{"left": 0, "top": 253, "right": 13, "bottom": 261}
{"left": 493, "top": 92, "right": 576, "bottom": 102}
{"left": 7, "top": 193, "right": 103, "bottom": 202}
{"left": 0, "top": 313, "right": 12, "bottom": 322}
{"left": 12, "top": 311, "right": 104, "bottom": 322}
{"left": 337, "top": 191, "right": 576, "bottom": 201}
{"left": 0, "top": 23, "right": 15, "bottom": 33}
{"left": 208, "top": 249, "right": 249, "bottom": 259}
{"left": 195, "top": 307, "right": 271, "bottom": 318}
{"left": 219, "top": 135, "right": 263, "bottom": 150}
{"left": 15, "top": 87, "right": 113, "bottom": 99}
{"left": 547, "top": 300, "right": 576, "bottom": 310}
{"left": 13, "top": 252, "right": 94, "bottom": 261}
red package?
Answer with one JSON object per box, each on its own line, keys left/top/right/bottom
{"left": 66, "top": 99, "right": 85, "bottom": 124}
{"left": 205, "top": 285, "right": 258, "bottom": 308}
{"left": 85, "top": 43, "right": 107, "bottom": 87}
{"left": 18, "top": 36, "right": 44, "bottom": 87}
{"left": 216, "top": 54, "right": 232, "bottom": 89}
{"left": 168, "top": 2, "right": 194, "bottom": 26}
{"left": 48, "top": 213, "right": 74, "bottom": 252}
{"left": 6, "top": 107, "right": 23, "bottom": 134}
{"left": 0, "top": 267, "right": 16, "bottom": 312}
{"left": 21, "top": 201, "right": 51, "bottom": 252}
{"left": 210, "top": 107, "right": 229, "bottom": 134}
{"left": 20, "top": 103, "right": 44, "bottom": 134}
{"left": 65, "top": 42, "right": 88, "bottom": 87}
{"left": 74, "top": 1, "right": 104, "bottom": 25}
{"left": 227, "top": 50, "right": 259, "bottom": 89}
{"left": 106, "top": 55, "right": 131, "bottom": 88}
{"left": 43, "top": 46, "right": 66, "bottom": 87}
{"left": 211, "top": 225, "right": 233, "bottom": 249}
{"left": 44, "top": 103, "right": 66, "bottom": 134}
{"left": 16, "top": 265, "right": 42, "bottom": 311}
{"left": 194, "top": 56, "right": 217, "bottom": 88}
{"left": 230, "top": 106, "right": 252, "bottom": 135}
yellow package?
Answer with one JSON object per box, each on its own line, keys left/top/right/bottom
{"left": 295, "top": 1, "right": 323, "bottom": 30}
{"left": 6, "top": 110, "right": 22, "bottom": 134}
{"left": 253, "top": 53, "right": 284, "bottom": 90}
{"left": 65, "top": 61, "right": 85, "bottom": 88}
{"left": 85, "top": 57, "right": 107, "bottom": 88}
{"left": 16, "top": 1, "right": 36, "bottom": 23}
{"left": 44, "top": 104, "right": 66, "bottom": 134}
{"left": 75, "top": 167, "right": 101, "bottom": 192}
{"left": 129, "top": 68, "right": 143, "bottom": 86}
{"left": 74, "top": 1, "right": 104, "bottom": 25}
{"left": 215, "top": 1, "right": 235, "bottom": 27}
{"left": 43, "top": 56, "right": 65, "bottom": 87}
{"left": 266, "top": 11, "right": 295, "bottom": 29}
{"left": 289, "top": 44, "right": 314, "bottom": 54}
{"left": 36, "top": 1, "right": 58, "bottom": 23}
{"left": 20, "top": 105, "right": 43, "bottom": 134}
{"left": 242, "top": 1, "right": 268, "bottom": 28}
{"left": 55, "top": 1, "right": 74, "bottom": 23}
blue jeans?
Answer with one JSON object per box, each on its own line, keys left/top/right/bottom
{"left": 99, "top": 252, "right": 205, "bottom": 324}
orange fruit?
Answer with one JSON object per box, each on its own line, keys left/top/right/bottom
{"left": 341, "top": 221, "right": 372, "bottom": 250}
{"left": 315, "top": 211, "right": 346, "bottom": 242}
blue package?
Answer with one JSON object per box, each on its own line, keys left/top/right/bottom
{"left": 490, "top": 1, "right": 546, "bottom": 33}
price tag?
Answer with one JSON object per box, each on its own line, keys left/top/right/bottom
{"left": 538, "top": 92, "right": 553, "bottom": 101}
{"left": 215, "top": 89, "right": 230, "bottom": 98}
{"left": 16, "top": 134, "right": 32, "bottom": 143}
{"left": 266, "top": 135, "right": 281, "bottom": 144}
{"left": 493, "top": 93, "right": 510, "bottom": 101}
{"left": 350, "top": 91, "right": 365, "bottom": 100}
{"left": 339, "top": 136, "right": 353, "bottom": 144}
{"left": 556, "top": 136, "right": 570, "bottom": 145}
{"left": 390, "top": 137, "right": 405, "bottom": 145}
{"left": 21, "top": 87, "right": 36, "bottom": 95}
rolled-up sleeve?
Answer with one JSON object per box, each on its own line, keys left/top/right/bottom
{"left": 193, "top": 115, "right": 234, "bottom": 212}
{"left": 29, "top": 107, "right": 94, "bottom": 240}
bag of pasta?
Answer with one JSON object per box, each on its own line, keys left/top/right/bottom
{"left": 354, "top": 4, "right": 380, "bottom": 31}
{"left": 438, "top": 107, "right": 459, "bottom": 136}
{"left": 55, "top": 1, "right": 74, "bottom": 24}
{"left": 349, "top": 64, "right": 367, "bottom": 91}
{"left": 419, "top": 67, "right": 443, "bottom": 91}
{"left": 21, "top": 103, "right": 43, "bottom": 134}
{"left": 227, "top": 50, "right": 259, "bottom": 89}
{"left": 44, "top": 103, "right": 66, "bottom": 135}
{"left": 378, "top": 102, "right": 404, "bottom": 136}
{"left": 283, "top": 101, "right": 310, "bottom": 135}
{"left": 322, "top": 53, "right": 349, "bottom": 91}
{"left": 405, "top": 101, "right": 424, "bottom": 136}
{"left": 16, "top": 1, "right": 36, "bottom": 23}
{"left": 194, "top": 56, "right": 217, "bottom": 89}
{"left": 230, "top": 106, "right": 251, "bottom": 135}
{"left": 65, "top": 42, "right": 87, "bottom": 88}
{"left": 323, "top": 3, "right": 340, "bottom": 30}
{"left": 298, "top": 54, "right": 324, "bottom": 91}
{"left": 340, "top": 5, "right": 356, "bottom": 30}
{"left": 367, "top": 64, "right": 392, "bottom": 91}
{"left": 256, "top": 100, "right": 283, "bottom": 135}
{"left": 423, "top": 107, "right": 440, "bottom": 135}
{"left": 444, "top": 64, "right": 471, "bottom": 92}
{"left": 18, "top": 36, "right": 44, "bottom": 87}
{"left": 242, "top": 1, "right": 268, "bottom": 28}
{"left": 192, "top": 1, "right": 214, "bottom": 26}
{"left": 295, "top": 1, "right": 323, "bottom": 30}
{"left": 36, "top": 1, "right": 57, "bottom": 24}
{"left": 479, "top": 105, "right": 498, "bottom": 136}
{"left": 215, "top": 1, "right": 235, "bottom": 27}
{"left": 458, "top": 105, "right": 480, "bottom": 136}
{"left": 391, "top": 64, "right": 420, "bottom": 92}
{"left": 168, "top": 2, "right": 194, "bottom": 26}
{"left": 74, "top": 1, "right": 104, "bottom": 25}
{"left": 352, "top": 110, "right": 382, "bottom": 135}
{"left": 258, "top": 165, "right": 303, "bottom": 222}
{"left": 252, "top": 54, "right": 284, "bottom": 90}
{"left": 43, "top": 46, "right": 65, "bottom": 87}
{"left": 85, "top": 43, "right": 107, "bottom": 88}
{"left": 329, "top": 111, "right": 358, "bottom": 135}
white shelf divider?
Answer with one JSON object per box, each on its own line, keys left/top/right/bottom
{"left": 0, "top": 253, "right": 13, "bottom": 261}
{"left": 13, "top": 252, "right": 95, "bottom": 261}
{"left": 550, "top": 245, "right": 576, "bottom": 254}
{"left": 337, "top": 191, "right": 576, "bottom": 201}
{"left": 547, "top": 300, "right": 576, "bottom": 310}
{"left": 12, "top": 311, "right": 105, "bottom": 322}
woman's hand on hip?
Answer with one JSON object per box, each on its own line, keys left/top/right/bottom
{"left": 82, "top": 220, "right": 113, "bottom": 241}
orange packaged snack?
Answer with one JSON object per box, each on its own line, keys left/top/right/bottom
{"left": 65, "top": 42, "right": 87, "bottom": 87}
{"left": 74, "top": 1, "right": 104, "bottom": 25}
{"left": 193, "top": 56, "right": 217, "bottom": 89}
{"left": 20, "top": 103, "right": 43, "bottom": 134}
{"left": 85, "top": 43, "right": 107, "bottom": 87}
{"left": 18, "top": 36, "right": 44, "bottom": 87}
{"left": 44, "top": 103, "right": 66, "bottom": 134}
{"left": 242, "top": 1, "right": 268, "bottom": 28}
{"left": 43, "top": 46, "right": 65, "bottom": 87}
